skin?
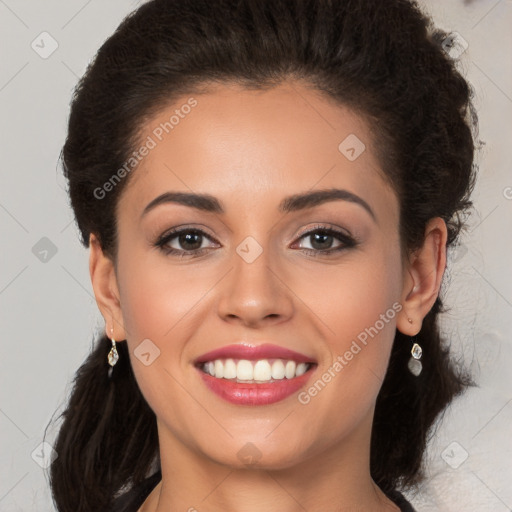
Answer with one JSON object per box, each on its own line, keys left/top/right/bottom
{"left": 89, "top": 81, "right": 447, "bottom": 512}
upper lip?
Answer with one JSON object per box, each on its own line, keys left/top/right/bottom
{"left": 195, "top": 343, "right": 316, "bottom": 364}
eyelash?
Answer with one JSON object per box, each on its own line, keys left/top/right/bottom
{"left": 153, "top": 224, "right": 358, "bottom": 258}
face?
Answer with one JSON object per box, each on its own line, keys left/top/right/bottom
{"left": 109, "top": 81, "right": 408, "bottom": 470}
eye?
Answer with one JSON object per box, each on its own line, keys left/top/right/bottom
{"left": 154, "top": 224, "right": 358, "bottom": 258}
{"left": 292, "top": 224, "right": 358, "bottom": 256}
{"left": 154, "top": 227, "right": 219, "bottom": 257}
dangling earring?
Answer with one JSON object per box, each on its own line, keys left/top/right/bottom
{"left": 107, "top": 325, "right": 119, "bottom": 370}
{"left": 406, "top": 318, "right": 422, "bottom": 376}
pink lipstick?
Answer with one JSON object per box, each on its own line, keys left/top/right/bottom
{"left": 195, "top": 343, "right": 317, "bottom": 405}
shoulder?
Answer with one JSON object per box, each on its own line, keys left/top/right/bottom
{"left": 110, "top": 471, "right": 162, "bottom": 512}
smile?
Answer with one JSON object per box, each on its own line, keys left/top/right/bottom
{"left": 195, "top": 343, "right": 317, "bottom": 405}
{"left": 200, "top": 358, "right": 312, "bottom": 382}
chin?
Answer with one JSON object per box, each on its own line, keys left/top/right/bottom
{"left": 200, "top": 436, "right": 314, "bottom": 472}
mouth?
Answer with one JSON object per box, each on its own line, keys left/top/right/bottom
{"left": 194, "top": 343, "right": 317, "bottom": 405}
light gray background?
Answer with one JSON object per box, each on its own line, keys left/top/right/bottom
{"left": 1, "top": 1, "right": 511, "bottom": 510}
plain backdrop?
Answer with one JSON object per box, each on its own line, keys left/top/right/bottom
{"left": 1, "top": 0, "right": 511, "bottom": 510}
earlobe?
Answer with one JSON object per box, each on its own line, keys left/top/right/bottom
{"left": 397, "top": 217, "right": 448, "bottom": 336}
{"left": 89, "top": 233, "right": 127, "bottom": 341}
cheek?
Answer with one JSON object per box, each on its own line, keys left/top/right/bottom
{"left": 114, "top": 254, "right": 202, "bottom": 428}
{"left": 297, "top": 245, "right": 403, "bottom": 413}
{"left": 303, "top": 247, "right": 403, "bottom": 347}
{"left": 287, "top": 260, "right": 403, "bottom": 456}
{"left": 115, "top": 246, "right": 221, "bottom": 407}
{"left": 117, "top": 248, "right": 206, "bottom": 345}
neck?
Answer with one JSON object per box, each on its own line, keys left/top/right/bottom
{"left": 141, "top": 412, "right": 400, "bottom": 512}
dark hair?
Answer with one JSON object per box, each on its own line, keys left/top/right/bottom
{"left": 48, "top": 0, "right": 479, "bottom": 510}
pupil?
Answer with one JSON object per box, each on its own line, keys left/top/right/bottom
{"left": 311, "top": 232, "right": 332, "bottom": 250}
{"left": 180, "top": 232, "right": 201, "bottom": 250}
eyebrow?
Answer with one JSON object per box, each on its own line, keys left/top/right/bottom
{"left": 141, "top": 188, "right": 376, "bottom": 221}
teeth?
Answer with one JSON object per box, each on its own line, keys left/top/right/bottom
{"left": 223, "top": 358, "right": 237, "bottom": 379}
{"left": 253, "top": 360, "right": 271, "bottom": 381}
{"left": 214, "top": 360, "right": 224, "bottom": 378}
{"left": 296, "top": 362, "right": 308, "bottom": 376}
{"left": 201, "top": 358, "right": 311, "bottom": 382}
{"left": 237, "top": 360, "right": 253, "bottom": 380}
{"left": 285, "top": 360, "right": 296, "bottom": 379}
{"left": 271, "top": 360, "right": 285, "bottom": 380}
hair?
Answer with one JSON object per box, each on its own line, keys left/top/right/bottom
{"left": 47, "top": 0, "right": 479, "bottom": 510}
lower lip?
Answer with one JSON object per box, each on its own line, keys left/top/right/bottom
{"left": 197, "top": 366, "right": 315, "bottom": 405}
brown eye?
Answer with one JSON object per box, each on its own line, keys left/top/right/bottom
{"left": 176, "top": 231, "right": 203, "bottom": 251}
{"left": 293, "top": 225, "right": 357, "bottom": 255}
{"left": 154, "top": 228, "right": 219, "bottom": 256}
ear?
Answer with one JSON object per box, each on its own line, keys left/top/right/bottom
{"left": 396, "top": 217, "right": 448, "bottom": 336}
{"left": 89, "top": 233, "right": 127, "bottom": 341}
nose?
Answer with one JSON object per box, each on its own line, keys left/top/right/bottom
{"left": 216, "top": 240, "right": 294, "bottom": 328}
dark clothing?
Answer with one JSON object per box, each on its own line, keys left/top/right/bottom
{"left": 110, "top": 470, "right": 417, "bottom": 511}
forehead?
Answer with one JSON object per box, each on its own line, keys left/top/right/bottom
{"left": 119, "top": 81, "right": 397, "bottom": 220}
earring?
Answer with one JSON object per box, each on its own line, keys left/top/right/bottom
{"left": 107, "top": 326, "right": 119, "bottom": 367}
{"left": 407, "top": 337, "right": 423, "bottom": 376}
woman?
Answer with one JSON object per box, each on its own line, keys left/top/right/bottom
{"left": 48, "top": 0, "right": 478, "bottom": 510}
